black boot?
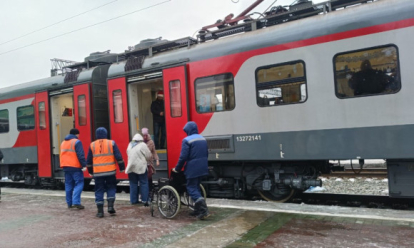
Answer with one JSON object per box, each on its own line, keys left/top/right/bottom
{"left": 96, "top": 204, "right": 104, "bottom": 218}
{"left": 108, "top": 199, "right": 116, "bottom": 214}
{"left": 196, "top": 198, "right": 210, "bottom": 220}
{"left": 189, "top": 201, "right": 201, "bottom": 217}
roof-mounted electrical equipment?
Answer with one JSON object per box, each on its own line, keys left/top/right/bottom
{"left": 198, "top": 0, "right": 378, "bottom": 42}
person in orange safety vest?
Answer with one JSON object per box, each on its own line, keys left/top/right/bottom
{"left": 60, "top": 128, "right": 87, "bottom": 209}
{"left": 86, "top": 127, "right": 125, "bottom": 218}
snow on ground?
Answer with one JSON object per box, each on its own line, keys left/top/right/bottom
{"left": 307, "top": 176, "right": 389, "bottom": 196}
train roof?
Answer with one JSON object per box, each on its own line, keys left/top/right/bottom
{"left": 108, "top": 0, "right": 412, "bottom": 78}
{"left": 0, "top": 66, "right": 98, "bottom": 101}
{"left": 1, "top": 0, "right": 413, "bottom": 102}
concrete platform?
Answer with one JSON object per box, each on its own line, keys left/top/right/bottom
{"left": 1, "top": 188, "right": 414, "bottom": 248}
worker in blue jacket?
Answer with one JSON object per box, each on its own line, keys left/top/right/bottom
{"left": 60, "top": 128, "right": 87, "bottom": 209}
{"left": 173, "top": 121, "right": 210, "bottom": 220}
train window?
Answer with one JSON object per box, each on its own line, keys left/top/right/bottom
{"left": 195, "top": 73, "right": 235, "bottom": 113}
{"left": 113, "top": 90, "right": 124, "bottom": 123}
{"left": 256, "top": 61, "right": 307, "bottom": 107}
{"left": 78, "top": 95, "right": 87, "bottom": 126}
{"left": 17, "top": 105, "right": 35, "bottom": 131}
{"left": 169, "top": 80, "right": 182, "bottom": 117}
{"left": 0, "top": 109, "right": 9, "bottom": 133}
{"left": 334, "top": 45, "right": 401, "bottom": 98}
{"left": 38, "top": 102, "right": 46, "bottom": 130}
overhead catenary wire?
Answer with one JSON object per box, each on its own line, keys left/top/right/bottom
{"left": 0, "top": 0, "right": 171, "bottom": 56}
{"left": 0, "top": 0, "right": 119, "bottom": 47}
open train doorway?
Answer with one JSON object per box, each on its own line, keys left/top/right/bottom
{"left": 49, "top": 90, "right": 75, "bottom": 178}
{"left": 127, "top": 76, "right": 168, "bottom": 178}
{"left": 128, "top": 77, "right": 164, "bottom": 149}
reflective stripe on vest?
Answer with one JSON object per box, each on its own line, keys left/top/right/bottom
{"left": 91, "top": 139, "right": 116, "bottom": 174}
{"left": 60, "top": 139, "right": 82, "bottom": 168}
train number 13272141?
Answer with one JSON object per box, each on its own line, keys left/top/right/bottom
{"left": 236, "top": 135, "right": 262, "bottom": 142}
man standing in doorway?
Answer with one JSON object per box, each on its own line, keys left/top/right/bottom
{"left": 87, "top": 127, "right": 125, "bottom": 218}
{"left": 60, "top": 128, "right": 86, "bottom": 209}
{"left": 151, "top": 90, "right": 166, "bottom": 149}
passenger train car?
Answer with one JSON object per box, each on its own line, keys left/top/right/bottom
{"left": 1, "top": 0, "right": 414, "bottom": 201}
{"left": 0, "top": 54, "right": 118, "bottom": 186}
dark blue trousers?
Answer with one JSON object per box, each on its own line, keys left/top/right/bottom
{"left": 94, "top": 175, "right": 117, "bottom": 205}
{"left": 128, "top": 171, "right": 149, "bottom": 204}
{"left": 186, "top": 177, "right": 202, "bottom": 202}
{"left": 64, "top": 171, "right": 84, "bottom": 207}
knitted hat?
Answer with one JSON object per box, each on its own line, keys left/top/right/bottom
{"left": 70, "top": 128, "right": 79, "bottom": 135}
{"left": 142, "top": 127, "right": 149, "bottom": 135}
{"left": 96, "top": 127, "right": 108, "bottom": 139}
{"left": 157, "top": 90, "right": 164, "bottom": 97}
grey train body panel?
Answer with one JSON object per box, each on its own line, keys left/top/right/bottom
{"left": 206, "top": 124, "right": 414, "bottom": 161}
{"left": 0, "top": 147, "right": 38, "bottom": 164}
{"left": 107, "top": 0, "right": 414, "bottom": 79}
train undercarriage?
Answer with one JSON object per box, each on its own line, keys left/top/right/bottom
{"left": 6, "top": 159, "right": 414, "bottom": 202}
{"left": 0, "top": 164, "right": 40, "bottom": 186}
{"left": 203, "top": 161, "right": 327, "bottom": 202}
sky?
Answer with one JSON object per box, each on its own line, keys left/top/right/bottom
{"left": 0, "top": 0, "right": 325, "bottom": 89}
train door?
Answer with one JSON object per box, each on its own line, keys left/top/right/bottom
{"left": 73, "top": 84, "right": 92, "bottom": 178}
{"left": 126, "top": 74, "right": 167, "bottom": 178}
{"left": 49, "top": 88, "right": 75, "bottom": 178}
{"left": 108, "top": 77, "right": 129, "bottom": 180}
{"left": 162, "top": 66, "right": 189, "bottom": 174}
{"left": 35, "top": 91, "right": 52, "bottom": 178}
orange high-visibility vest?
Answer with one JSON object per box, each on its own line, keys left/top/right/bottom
{"left": 60, "top": 139, "right": 82, "bottom": 168}
{"left": 90, "top": 139, "right": 117, "bottom": 175}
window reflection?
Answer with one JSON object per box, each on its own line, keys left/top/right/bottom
{"left": 195, "top": 73, "right": 235, "bottom": 113}
{"left": 334, "top": 45, "right": 401, "bottom": 98}
{"left": 256, "top": 61, "right": 307, "bottom": 107}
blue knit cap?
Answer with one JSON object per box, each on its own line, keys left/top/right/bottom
{"left": 96, "top": 127, "right": 108, "bottom": 139}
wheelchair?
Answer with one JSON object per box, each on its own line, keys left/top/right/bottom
{"left": 150, "top": 170, "right": 206, "bottom": 219}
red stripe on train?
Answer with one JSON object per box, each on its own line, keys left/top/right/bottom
{"left": 189, "top": 18, "right": 414, "bottom": 133}
{"left": 0, "top": 94, "right": 35, "bottom": 104}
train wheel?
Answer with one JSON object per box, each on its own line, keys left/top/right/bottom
{"left": 158, "top": 185, "right": 180, "bottom": 219}
{"left": 258, "top": 187, "right": 296, "bottom": 203}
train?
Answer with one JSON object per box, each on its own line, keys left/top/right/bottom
{"left": 1, "top": 0, "right": 414, "bottom": 202}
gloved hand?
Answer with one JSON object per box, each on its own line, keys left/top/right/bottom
{"left": 172, "top": 168, "right": 178, "bottom": 173}
{"left": 81, "top": 167, "right": 87, "bottom": 172}
{"left": 89, "top": 174, "right": 93, "bottom": 177}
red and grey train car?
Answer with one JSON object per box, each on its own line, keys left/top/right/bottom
{"left": 105, "top": 0, "right": 414, "bottom": 201}
{"left": 1, "top": 0, "right": 414, "bottom": 201}
{"left": 0, "top": 53, "right": 118, "bottom": 185}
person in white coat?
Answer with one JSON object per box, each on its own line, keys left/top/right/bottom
{"left": 126, "top": 134, "right": 152, "bottom": 205}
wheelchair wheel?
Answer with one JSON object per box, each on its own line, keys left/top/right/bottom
{"left": 158, "top": 185, "right": 181, "bottom": 219}
{"left": 150, "top": 190, "right": 157, "bottom": 217}
{"left": 182, "top": 184, "right": 207, "bottom": 210}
